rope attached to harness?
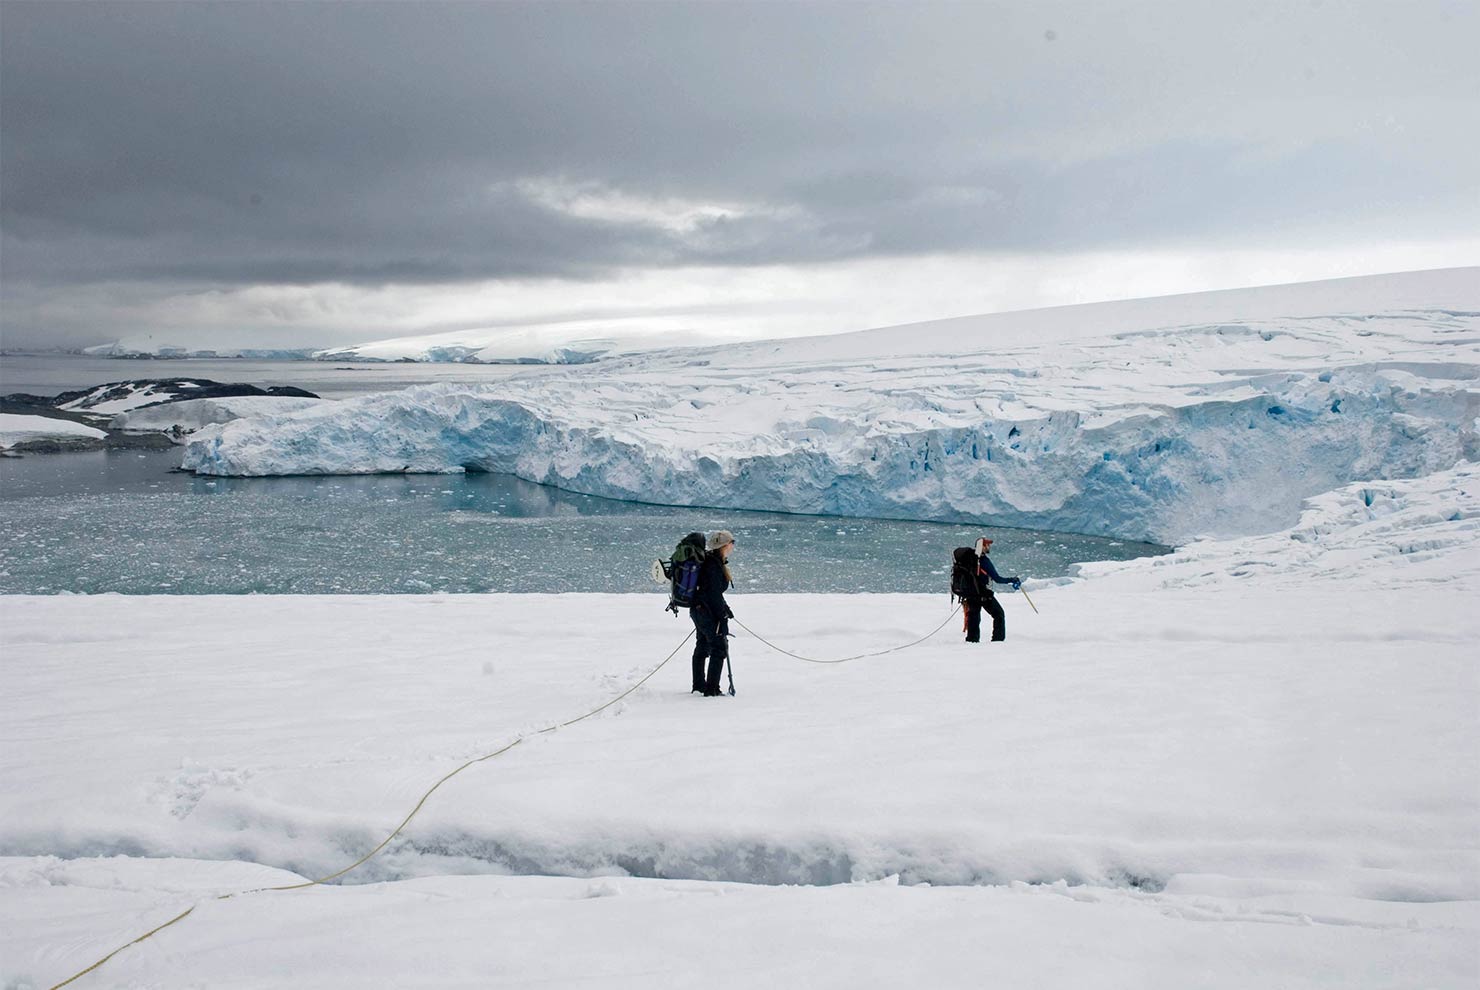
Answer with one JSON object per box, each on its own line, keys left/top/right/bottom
{"left": 733, "top": 604, "right": 962, "bottom": 665}
{"left": 48, "top": 629, "right": 696, "bottom": 990}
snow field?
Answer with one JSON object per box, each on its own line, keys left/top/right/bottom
{"left": 3, "top": 466, "right": 1477, "bottom": 987}
{"left": 4, "top": 588, "right": 1471, "bottom": 897}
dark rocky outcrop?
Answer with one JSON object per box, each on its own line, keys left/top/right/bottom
{"left": 1, "top": 378, "right": 319, "bottom": 455}
{"left": 4, "top": 378, "right": 318, "bottom": 413}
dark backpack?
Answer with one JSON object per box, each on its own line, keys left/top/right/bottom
{"left": 659, "top": 532, "right": 707, "bottom": 615}
{"left": 950, "top": 547, "right": 979, "bottom": 602}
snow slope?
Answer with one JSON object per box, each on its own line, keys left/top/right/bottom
{"left": 313, "top": 267, "right": 1477, "bottom": 363}
{"left": 184, "top": 268, "right": 1480, "bottom": 544}
{"left": 4, "top": 464, "right": 1477, "bottom": 988}
{"left": 0, "top": 413, "right": 107, "bottom": 449}
{"left": 110, "top": 395, "right": 325, "bottom": 433}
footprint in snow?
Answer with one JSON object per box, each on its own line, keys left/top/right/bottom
{"left": 149, "top": 764, "right": 255, "bottom": 820}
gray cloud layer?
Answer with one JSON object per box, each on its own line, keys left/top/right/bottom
{"left": 3, "top": 1, "right": 1477, "bottom": 334}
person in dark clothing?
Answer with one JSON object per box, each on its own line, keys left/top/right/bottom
{"left": 959, "top": 535, "right": 1020, "bottom": 643}
{"left": 690, "top": 529, "right": 735, "bottom": 696}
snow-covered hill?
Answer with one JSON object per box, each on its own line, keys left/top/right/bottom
{"left": 312, "top": 268, "right": 1478, "bottom": 364}
{"left": 46, "top": 379, "right": 320, "bottom": 417}
{"left": 184, "top": 269, "right": 1480, "bottom": 544}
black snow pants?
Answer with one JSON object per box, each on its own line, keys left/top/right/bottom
{"left": 964, "top": 593, "right": 1005, "bottom": 643}
{"left": 690, "top": 608, "right": 729, "bottom": 694}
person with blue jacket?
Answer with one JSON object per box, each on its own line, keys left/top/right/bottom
{"left": 957, "top": 535, "right": 1020, "bottom": 643}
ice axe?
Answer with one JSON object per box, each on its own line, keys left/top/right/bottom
{"left": 1017, "top": 584, "right": 1039, "bottom": 614}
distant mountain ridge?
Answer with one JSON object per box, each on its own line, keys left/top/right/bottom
{"left": 81, "top": 340, "right": 322, "bottom": 360}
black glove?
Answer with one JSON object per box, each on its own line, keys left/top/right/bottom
{"left": 1010, "top": 577, "right": 1021, "bottom": 590}
{"left": 726, "top": 606, "right": 735, "bottom": 619}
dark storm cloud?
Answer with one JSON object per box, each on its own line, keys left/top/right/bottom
{"left": 2, "top": 0, "right": 1477, "bottom": 291}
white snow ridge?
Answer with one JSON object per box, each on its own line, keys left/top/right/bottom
{"left": 184, "top": 269, "right": 1480, "bottom": 544}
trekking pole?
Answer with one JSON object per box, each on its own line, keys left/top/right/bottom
{"left": 723, "top": 618, "right": 736, "bottom": 695}
{"left": 1018, "top": 585, "right": 1039, "bottom": 614}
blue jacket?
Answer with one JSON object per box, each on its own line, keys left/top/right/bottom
{"left": 968, "top": 553, "right": 1016, "bottom": 598}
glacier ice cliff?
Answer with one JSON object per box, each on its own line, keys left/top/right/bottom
{"left": 184, "top": 308, "right": 1480, "bottom": 545}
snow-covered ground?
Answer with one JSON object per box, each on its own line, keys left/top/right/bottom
{"left": 4, "top": 464, "right": 1476, "bottom": 988}
{"left": 0, "top": 413, "right": 107, "bottom": 449}
{"left": 110, "top": 395, "right": 325, "bottom": 434}
{"left": 185, "top": 269, "right": 1480, "bottom": 545}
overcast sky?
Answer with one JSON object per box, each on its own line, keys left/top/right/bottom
{"left": 2, "top": 0, "right": 1477, "bottom": 351}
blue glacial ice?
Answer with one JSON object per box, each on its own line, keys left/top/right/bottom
{"left": 183, "top": 311, "right": 1480, "bottom": 545}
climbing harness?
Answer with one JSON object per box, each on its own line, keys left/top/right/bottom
{"left": 47, "top": 630, "right": 696, "bottom": 990}
{"left": 732, "top": 604, "right": 963, "bottom": 665}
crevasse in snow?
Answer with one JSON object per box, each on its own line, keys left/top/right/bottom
{"left": 183, "top": 299, "right": 1480, "bottom": 544}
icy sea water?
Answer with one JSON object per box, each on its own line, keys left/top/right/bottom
{"left": 0, "top": 449, "right": 1168, "bottom": 595}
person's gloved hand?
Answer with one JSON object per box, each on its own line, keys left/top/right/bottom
{"left": 726, "top": 606, "right": 735, "bottom": 619}
{"left": 1010, "top": 577, "right": 1022, "bottom": 590}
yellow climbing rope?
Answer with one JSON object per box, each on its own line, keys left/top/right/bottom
{"left": 732, "top": 604, "right": 962, "bottom": 664}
